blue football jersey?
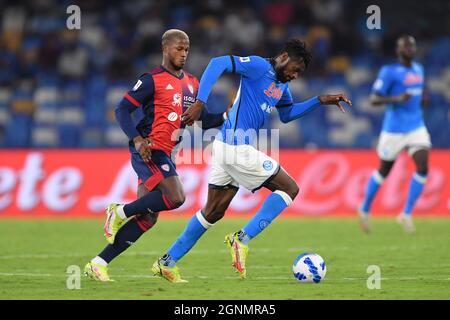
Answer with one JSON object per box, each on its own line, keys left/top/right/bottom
{"left": 219, "top": 56, "right": 292, "bottom": 145}
{"left": 372, "top": 62, "right": 425, "bottom": 133}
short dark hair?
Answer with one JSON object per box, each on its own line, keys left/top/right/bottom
{"left": 283, "top": 38, "right": 312, "bottom": 68}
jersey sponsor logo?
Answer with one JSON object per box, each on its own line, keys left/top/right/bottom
{"left": 264, "top": 82, "right": 283, "bottom": 99}
{"left": 172, "top": 93, "right": 182, "bottom": 107}
{"left": 239, "top": 56, "right": 250, "bottom": 62}
{"left": 404, "top": 73, "right": 423, "bottom": 85}
{"left": 168, "top": 112, "right": 178, "bottom": 122}
{"left": 263, "top": 160, "right": 273, "bottom": 171}
{"left": 188, "top": 84, "right": 194, "bottom": 94}
{"left": 183, "top": 95, "right": 195, "bottom": 103}
{"left": 161, "top": 164, "right": 170, "bottom": 172}
{"left": 166, "top": 83, "right": 174, "bottom": 90}
{"left": 132, "top": 80, "right": 142, "bottom": 91}
{"left": 406, "top": 87, "right": 423, "bottom": 96}
{"left": 260, "top": 102, "right": 275, "bottom": 114}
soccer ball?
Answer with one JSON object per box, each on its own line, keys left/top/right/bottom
{"left": 292, "top": 253, "right": 326, "bottom": 283}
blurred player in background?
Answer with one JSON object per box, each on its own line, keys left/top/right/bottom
{"left": 84, "top": 29, "right": 226, "bottom": 281}
{"left": 151, "top": 39, "right": 352, "bottom": 282}
{"left": 359, "top": 35, "right": 431, "bottom": 234}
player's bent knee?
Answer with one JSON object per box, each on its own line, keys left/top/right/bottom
{"left": 282, "top": 182, "right": 299, "bottom": 200}
{"left": 146, "top": 212, "right": 159, "bottom": 225}
{"left": 290, "top": 184, "right": 300, "bottom": 200}
{"left": 417, "top": 166, "right": 428, "bottom": 176}
{"left": 377, "top": 166, "right": 389, "bottom": 177}
{"left": 167, "top": 193, "right": 186, "bottom": 209}
{"left": 203, "top": 210, "right": 225, "bottom": 224}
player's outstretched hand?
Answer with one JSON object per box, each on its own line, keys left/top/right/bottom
{"left": 133, "top": 136, "right": 152, "bottom": 163}
{"left": 318, "top": 94, "right": 352, "bottom": 113}
{"left": 182, "top": 100, "right": 204, "bottom": 126}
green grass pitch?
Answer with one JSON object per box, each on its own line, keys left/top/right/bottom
{"left": 0, "top": 217, "right": 449, "bottom": 300}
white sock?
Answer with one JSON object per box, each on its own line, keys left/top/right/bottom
{"left": 91, "top": 256, "right": 108, "bottom": 266}
{"left": 116, "top": 205, "right": 127, "bottom": 219}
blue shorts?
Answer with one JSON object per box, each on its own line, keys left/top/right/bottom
{"left": 130, "top": 146, "right": 178, "bottom": 191}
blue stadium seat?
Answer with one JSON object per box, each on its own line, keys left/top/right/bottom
{"left": 57, "top": 124, "right": 81, "bottom": 148}
{"left": 31, "top": 124, "right": 59, "bottom": 147}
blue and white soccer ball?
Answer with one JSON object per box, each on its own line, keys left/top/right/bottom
{"left": 292, "top": 253, "right": 327, "bottom": 283}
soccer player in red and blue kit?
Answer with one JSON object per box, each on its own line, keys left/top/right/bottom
{"left": 84, "top": 29, "right": 226, "bottom": 281}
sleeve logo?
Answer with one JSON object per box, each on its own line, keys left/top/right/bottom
{"left": 239, "top": 56, "right": 250, "bottom": 63}
{"left": 373, "top": 79, "right": 383, "bottom": 90}
{"left": 133, "top": 80, "right": 142, "bottom": 91}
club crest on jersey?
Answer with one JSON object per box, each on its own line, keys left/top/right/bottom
{"left": 172, "top": 93, "right": 182, "bottom": 107}
{"left": 168, "top": 112, "right": 178, "bottom": 122}
{"left": 161, "top": 164, "right": 170, "bottom": 172}
{"left": 188, "top": 84, "right": 194, "bottom": 94}
{"left": 263, "top": 160, "right": 273, "bottom": 171}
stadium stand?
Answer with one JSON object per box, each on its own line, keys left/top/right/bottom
{"left": 0, "top": 0, "right": 448, "bottom": 148}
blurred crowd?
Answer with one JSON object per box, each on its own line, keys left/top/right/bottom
{"left": 0, "top": 0, "right": 449, "bottom": 148}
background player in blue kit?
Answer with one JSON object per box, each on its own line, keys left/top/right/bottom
{"left": 359, "top": 35, "right": 431, "bottom": 234}
{"left": 151, "top": 39, "right": 352, "bottom": 282}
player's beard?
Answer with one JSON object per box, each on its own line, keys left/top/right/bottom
{"left": 275, "top": 65, "right": 289, "bottom": 83}
{"left": 169, "top": 58, "right": 185, "bottom": 71}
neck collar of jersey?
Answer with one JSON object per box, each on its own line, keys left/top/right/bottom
{"left": 160, "top": 65, "right": 184, "bottom": 80}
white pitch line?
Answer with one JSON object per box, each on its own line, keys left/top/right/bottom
{"left": 0, "top": 248, "right": 297, "bottom": 260}
{"left": 0, "top": 272, "right": 446, "bottom": 282}
{"left": 0, "top": 272, "right": 52, "bottom": 277}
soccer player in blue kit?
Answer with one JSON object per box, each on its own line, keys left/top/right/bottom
{"left": 359, "top": 35, "right": 431, "bottom": 234}
{"left": 151, "top": 39, "right": 352, "bottom": 282}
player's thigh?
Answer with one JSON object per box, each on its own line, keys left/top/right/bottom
{"left": 130, "top": 150, "right": 165, "bottom": 192}
{"left": 264, "top": 167, "right": 299, "bottom": 200}
{"left": 406, "top": 127, "right": 431, "bottom": 174}
{"left": 137, "top": 183, "right": 150, "bottom": 198}
{"left": 208, "top": 152, "right": 239, "bottom": 190}
{"left": 376, "top": 131, "right": 404, "bottom": 162}
{"left": 157, "top": 176, "right": 185, "bottom": 208}
{"left": 203, "top": 186, "right": 238, "bottom": 222}
{"left": 225, "top": 144, "right": 280, "bottom": 192}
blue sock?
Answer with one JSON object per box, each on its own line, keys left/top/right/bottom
{"left": 164, "top": 210, "right": 213, "bottom": 265}
{"left": 99, "top": 215, "right": 154, "bottom": 263}
{"left": 123, "top": 190, "right": 172, "bottom": 218}
{"left": 361, "top": 171, "right": 385, "bottom": 214}
{"left": 404, "top": 172, "right": 427, "bottom": 215}
{"left": 241, "top": 191, "right": 292, "bottom": 243}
